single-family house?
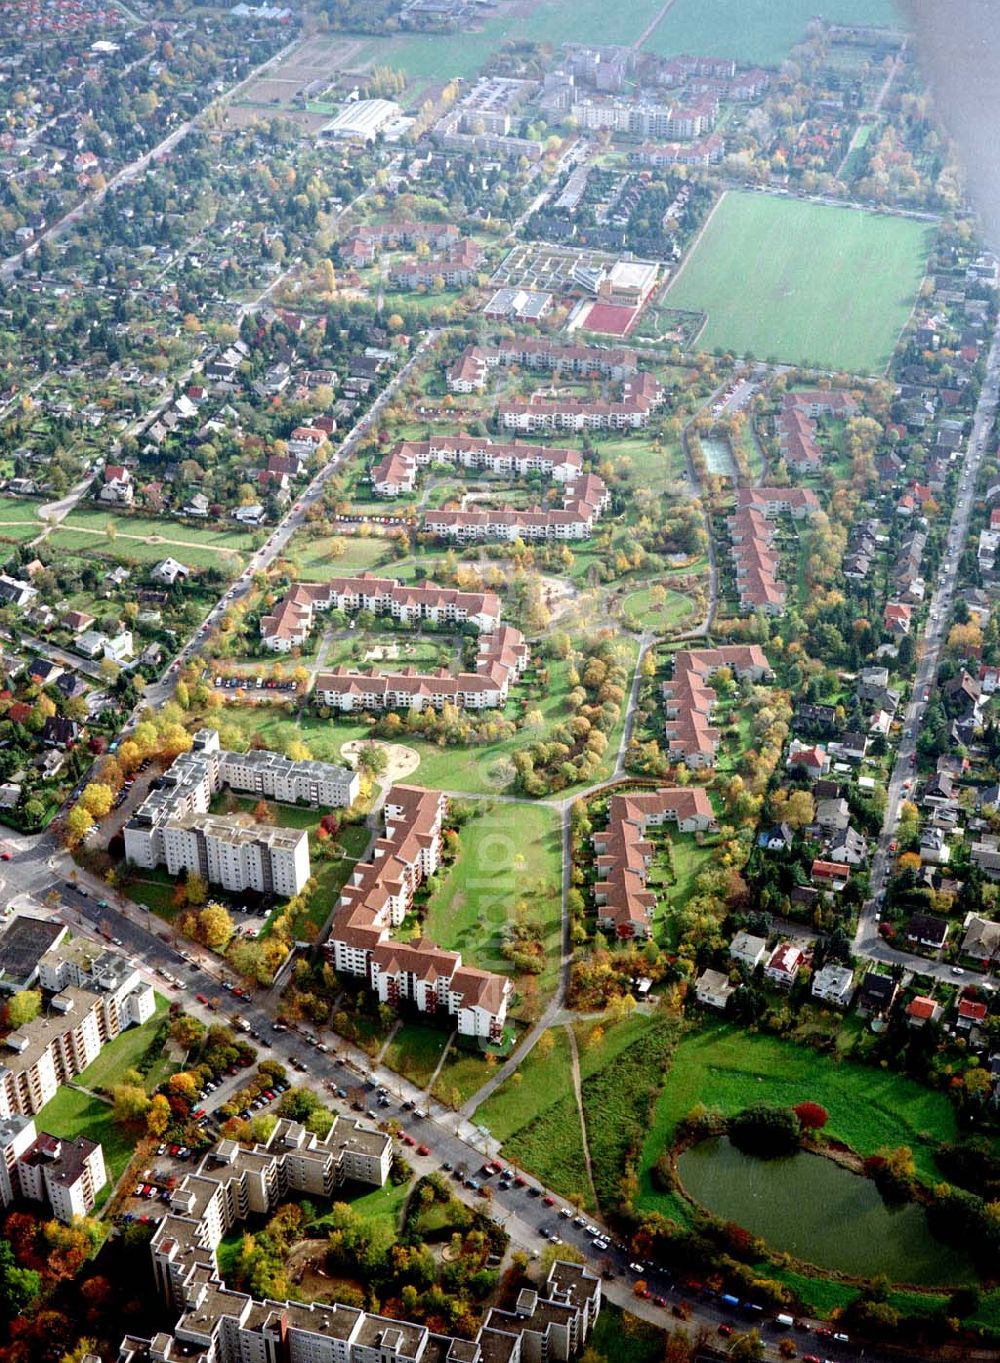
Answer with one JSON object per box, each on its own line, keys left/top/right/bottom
{"left": 904, "top": 913, "right": 950, "bottom": 951}
{"left": 857, "top": 972, "right": 898, "bottom": 1018}
{"left": 957, "top": 996, "right": 989, "bottom": 1030}
{"left": 695, "top": 968, "right": 734, "bottom": 1010}
{"left": 828, "top": 826, "right": 867, "bottom": 867}
{"left": 815, "top": 797, "right": 850, "bottom": 832}
{"left": 906, "top": 996, "right": 942, "bottom": 1027}
{"left": 811, "top": 963, "right": 854, "bottom": 1008}
{"left": 961, "top": 914, "right": 1000, "bottom": 965}
{"left": 729, "top": 931, "right": 767, "bottom": 970}
{"left": 764, "top": 943, "right": 805, "bottom": 989}
{"left": 811, "top": 859, "right": 850, "bottom": 891}
{"left": 757, "top": 823, "right": 793, "bottom": 852}
{"left": 151, "top": 558, "right": 190, "bottom": 587}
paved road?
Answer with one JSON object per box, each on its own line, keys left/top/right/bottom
{"left": 855, "top": 313, "right": 1000, "bottom": 991}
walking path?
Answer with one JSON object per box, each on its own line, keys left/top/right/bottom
{"left": 564, "top": 1023, "right": 598, "bottom": 1209}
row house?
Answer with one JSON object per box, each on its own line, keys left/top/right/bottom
{"left": 661, "top": 645, "right": 773, "bottom": 769}
{"left": 260, "top": 574, "right": 502, "bottom": 652}
{"left": 592, "top": 787, "right": 717, "bottom": 938}
{"left": 325, "top": 786, "right": 511, "bottom": 1040}
{"left": 727, "top": 503, "right": 786, "bottom": 615}
{"left": 372, "top": 434, "right": 582, "bottom": 497}
{"left": 423, "top": 473, "right": 609, "bottom": 544}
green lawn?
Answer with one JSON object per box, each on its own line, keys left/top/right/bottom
{"left": 422, "top": 803, "right": 563, "bottom": 1002}
{"left": 76, "top": 994, "right": 169, "bottom": 1093}
{"left": 282, "top": 532, "right": 393, "bottom": 580}
{"left": 637, "top": 1023, "right": 961, "bottom": 1220}
{"left": 475, "top": 1027, "right": 575, "bottom": 1142}
{"left": 620, "top": 584, "right": 695, "bottom": 634}
{"left": 381, "top": 1022, "right": 450, "bottom": 1088}
{"left": 588, "top": 1305, "right": 666, "bottom": 1363}
{"left": 37, "top": 1087, "right": 136, "bottom": 1194}
{"left": 665, "top": 191, "right": 930, "bottom": 373}
{"left": 431, "top": 1047, "right": 493, "bottom": 1110}
{"left": 644, "top": 0, "right": 900, "bottom": 64}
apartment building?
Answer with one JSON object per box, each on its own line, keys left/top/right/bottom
{"left": 126, "top": 1242, "right": 599, "bottom": 1363}
{"left": 161, "top": 814, "right": 310, "bottom": 898}
{"left": 260, "top": 575, "right": 502, "bottom": 653}
{"left": 371, "top": 435, "right": 582, "bottom": 497}
{"left": 497, "top": 375, "right": 663, "bottom": 433}
{"left": 149, "top": 1117, "right": 391, "bottom": 1307}
{"left": 592, "top": 787, "right": 717, "bottom": 938}
{"left": 0, "top": 938, "right": 155, "bottom": 1119}
{"left": 124, "top": 729, "right": 358, "bottom": 883}
{"left": 325, "top": 785, "right": 511, "bottom": 1039}
{"left": 447, "top": 340, "right": 638, "bottom": 392}
{"left": 0, "top": 1115, "right": 107, "bottom": 1222}
{"left": 423, "top": 472, "right": 609, "bottom": 544}
{"left": 313, "top": 624, "right": 528, "bottom": 716}
{"left": 662, "top": 646, "right": 773, "bottom": 769}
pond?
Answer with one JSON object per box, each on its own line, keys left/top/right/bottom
{"left": 677, "top": 1137, "right": 976, "bottom": 1285}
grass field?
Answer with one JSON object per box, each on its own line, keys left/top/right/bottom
{"left": 665, "top": 192, "right": 930, "bottom": 373}
{"left": 352, "top": 0, "right": 665, "bottom": 83}
{"left": 282, "top": 532, "right": 392, "bottom": 580}
{"left": 620, "top": 585, "right": 695, "bottom": 634}
{"left": 637, "top": 1023, "right": 961, "bottom": 1220}
{"left": 381, "top": 1022, "right": 450, "bottom": 1088}
{"left": 37, "top": 1087, "right": 135, "bottom": 1195}
{"left": 75, "top": 995, "right": 169, "bottom": 1093}
{"left": 644, "top": 0, "right": 900, "bottom": 64}
{"left": 474, "top": 1015, "right": 673, "bottom": 1211}
{"left": 423, "top": 803, "right": 562, "bottom": 1001}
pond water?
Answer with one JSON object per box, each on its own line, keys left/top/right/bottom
{"left": 677, "top": 1137, "right": 975, "bottom": 1285}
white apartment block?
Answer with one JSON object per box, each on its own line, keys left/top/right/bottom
{"left": 0, "top": 939, "right": 154, "bottom": 1119}
{"left": 124, "top": 730, "right": 358, "bottom": 892}
{"left": 0, "top": 1115, "right": 106, "bottom": 1222}
{"left": 161, "top": 814, "right": 310, "bottom": 898}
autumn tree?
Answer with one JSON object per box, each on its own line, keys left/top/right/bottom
{"left": 5, "top": 989, "right": 41, "bottom": 1030}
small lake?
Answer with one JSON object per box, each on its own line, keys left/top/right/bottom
{"left": 677, "top": 1137, "right": 975, "bottom": 1285}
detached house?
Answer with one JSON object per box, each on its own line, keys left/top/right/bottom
{"left": 764, "top": 942, "right": 804, "bottom": 989}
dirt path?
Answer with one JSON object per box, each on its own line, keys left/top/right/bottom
{"left": 564, "top": 1023, "right": 599, "bottom": 1211}
{"left": 632, "top": 0, "right": 678, "bottom": 50}
{"left": 32, "top": 522, "right": 246, "bottom": 558}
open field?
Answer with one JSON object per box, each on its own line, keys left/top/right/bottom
{"left": 37, "top": 1087, "right": 136, "bottom": 1194}
{"left": 351, "top": 0, "right": 667, "bottom": 84}
{"left": 620, "top": 584, "right": 695, "bottom": 634}
{"left": 75, "top": 995, "right": 169, "bottom": 1093}
{"left": 281, "top": 532, "right": 392, "bottom": 580}
{"left": 665, "top": 192, "right": 930, "bottom": 373}
{"left": 643, "top": 0, "right": 900, "bottom": 65}
{"left": 422, "top": 803, "right": 562, "bottom": 1002}
{"left": 637, "top": 1023, "right": 961, "bottom": 1221}
{"left": 381, "top": 1022, "right": 450, "bottom": 1088}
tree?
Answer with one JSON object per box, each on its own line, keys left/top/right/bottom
{"left": 184, "top": 873, "right": 209, "bottom": 908}
{"left": 112, "top": 1083, "right": 150, "bottom": 1127}
{"left": 357, "top": 742, "right": 388, "bottom": 777}
{"left": 5, "top": 989, "right": 41, "bottom": 1030}
{"left": 79, "top": 783, "right": 114, "bottom": 819}
{"left": 146, "top": 1093, "right": 171, "bottom": 1137}
{"left": 197, "top": 903, "right": 234, "bottom": 951}
{"left": 793, "top": 1101, "right": 828, "bottom": 1130}
{"left": 65, "top": 803, "right": 95, "bottom": 847}
{"left": 729, "top": 1103, "right": 801, "bottom": 1158}
{"left": 0, "top": 1240, "right": 40, "bottom": 1316}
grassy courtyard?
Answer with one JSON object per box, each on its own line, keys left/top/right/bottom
{"left": 75, "top": 994, "right": 170, "bottom": 1093}
{"left": 422, "top": 803, "right": 563, "bottom": 1004}
{"left": 665, "top": 191, "right": 930, "bottom": 372}
{"left": 37, "top": 1087, "right": 136, "bottom": 1196}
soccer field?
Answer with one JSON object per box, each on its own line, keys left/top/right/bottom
{"left": 643, "top": 0, "right": 900, "bottom": 65}
{"left": 664, "top": 192, "right": 931, "bottom": 373}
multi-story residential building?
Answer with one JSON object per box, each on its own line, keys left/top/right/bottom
{"left": 325, "top": 786, "right": 511, "bottom": 1040}
{"left": 371, "top": 435, "right": 582, "bottom": 498}
{"left": 0, "top": 1115, "right": 106, "bottom": 1221}
{"left": 592, "top": 788, "right": 717, "bottom": 938}
{"left": 260, "top": 576, "right": 502, "bottom": 653}
{"left": 661, "top": 646, "right": 773, "bottom": 769}
{"left": 124, "top": 730, "right": 359, "bottom": 884}
{"left": 149, "top": 1117, "right": 391, "bottom": 1307}
{"left": 447, "top": 340, "right": 638, "bottom": 393}
{"left": 423, "top": 473, "right": 609, "bottom": 545}
{"left": 0, "top": 939, "right": 155, "bottom": 1119}
{"left": 129, "top": 1225, "right": 599, "bottom": 1363}
{"left": 160, "top": 814, "right": 310, "bottom": 898}
{"left": 497, "top": 372, "right": 663, "bottom": 433}
{"left": 313, "top": 625, "right": 529, "bottom": 716}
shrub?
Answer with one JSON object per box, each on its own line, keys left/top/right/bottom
{"left": 792, "top": 1101, "right": 828, "bottom": 1130}
{"left": 728, "top": 1103, "right": 801, "bottom": 1158}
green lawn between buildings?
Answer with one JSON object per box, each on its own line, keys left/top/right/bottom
{"left": 422, "top": 803, "right": 563, "bottom": 1004}
{"left": 36, "top": 1088, "right": 136, "bottom": 1200}
{"left": 664, "top": 191, "right": 930, "bottom": 373}
{"left": 381, "top": 1022, "right": 451, "bottom": 1089}
{"left": 74, "top": 993, "right": 170, "bottom": 1093}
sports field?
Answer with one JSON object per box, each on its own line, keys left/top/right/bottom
{"left": 643, "top": 0, "right": 900, "bottom": 65}
{"left": 665, "top": 192, "right": 931, "bottom": 373}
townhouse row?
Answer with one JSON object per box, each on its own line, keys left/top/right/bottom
{"left": 728, "top": 486, "right": 821, "bottom": 616}
{"left": 371, "top": 435, "right": 583, "bottom": 497}
{"left": 260, "top": 574, "right": 502, "bottom": 653}
{"left": 662, "top": 645, "right": 774, "bottom": 770}
{"left": 447, "top": 340, "right": 638, "bottom": 393}
{"left": 592, "top": 787, "right": 718, "bottom": 938}
{"left": 324, "top": 785, "right": 511, "bottom": 1040}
